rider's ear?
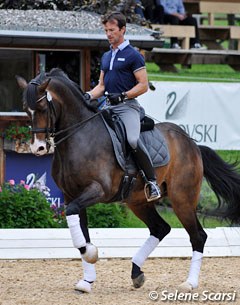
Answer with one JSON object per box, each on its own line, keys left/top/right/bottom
{"left": 39, "top": 78, "right": 51, "bottom": 93}
{"left": 16, "top": 75, "right": 28, "bottom": 89}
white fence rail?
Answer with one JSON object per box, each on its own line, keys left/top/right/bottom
{"left": 0, "top": 227, "right": 239, "bottom": 260}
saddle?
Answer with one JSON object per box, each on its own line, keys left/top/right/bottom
{"left": 101, "top": 108, "right": 170, "bottom": 202}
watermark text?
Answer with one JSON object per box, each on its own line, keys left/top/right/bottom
{"left": 148, "top": 289, "right": 237, "bottom": 302}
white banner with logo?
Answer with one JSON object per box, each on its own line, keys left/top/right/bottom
{"left": 138, "top": 81, "right": 240, "bottom": 150}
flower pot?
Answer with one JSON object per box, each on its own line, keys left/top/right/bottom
{"left": 4, "top": 139, "right": 31, "bottom": 153}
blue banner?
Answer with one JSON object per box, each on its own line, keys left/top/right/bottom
{"left": 5, "top": 152, "right": 64, "bottom": 206}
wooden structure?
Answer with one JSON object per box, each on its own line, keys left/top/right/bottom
{"left": 151, "top": 0, "right": 240, "bottom": 50}
{"left": 199, "top": 0, "right": 240, "bottom": 25}
{"left": 146, "top": 0, "right": 240, "bottom": 70}
{"left": 0, "top": 227, "right": 239, "bottom": 259}
{"left": 150, "top": 24, "right": 195, "bottom": 49}
{"left": 197, "top": 0, "right": 240, "bottom": 49}
{"left": 183, "top": 0, "right": 201, "bottom": 14}
{"left": 199, "top": 25, "right": 231, "bottom": 49}
{"left": 145, "top": 48, "right": 240, "bottom": 72}
{"left": 199, "top": 25, "right": 240, "bottom": 50}
{"left": 230, "top": 26, "right": 240, "bottom": 50}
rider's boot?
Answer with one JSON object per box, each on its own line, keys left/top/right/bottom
{"left": 132, "top": 141, "right": 161, "bottom": 202}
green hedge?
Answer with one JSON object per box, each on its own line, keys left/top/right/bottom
{"left": 0, "top": 180, "right": 58, "bottom": 228}
{"left": 0, "top": 180, "right": 130, "bottom": 228}
{"left": 87, "top": 203, "right": 127, "bottom": 228}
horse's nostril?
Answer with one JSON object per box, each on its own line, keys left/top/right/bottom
{"left": 37, "top": 146, "right": 45, "bottom": 152}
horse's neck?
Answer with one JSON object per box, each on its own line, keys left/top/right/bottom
{"left": 56, "top": 98, "right": 95, "bottom": 130}
{"left": 50, "top": 80, "right": 95, "bottom": 129}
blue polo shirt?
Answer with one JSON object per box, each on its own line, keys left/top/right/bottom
{"left": 101, "top": 40, "right": 145, "bottom": 94}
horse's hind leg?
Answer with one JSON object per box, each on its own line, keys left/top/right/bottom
{"left": 172, "top": 201, "right": 207, "bottom": 291}
{"left": 128, "top": 203, "right": 171, "bottom": 288}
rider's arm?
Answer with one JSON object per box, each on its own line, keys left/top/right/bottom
{"left": 88, "top": 71, "right": 105, "bottom": 99}
{"left": 125, "top": 67, "right": 148, "bottom": 99}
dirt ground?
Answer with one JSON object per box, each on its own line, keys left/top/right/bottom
{"left": 0, "top": 257, "right": 239, "bottom": 305}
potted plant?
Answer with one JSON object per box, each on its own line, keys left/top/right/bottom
{"left": 4, "top": 123, "right": 32, "bottom": 153}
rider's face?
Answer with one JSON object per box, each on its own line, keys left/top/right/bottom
{"left": 104, "top": 20, "right": 125, "bottom": 49}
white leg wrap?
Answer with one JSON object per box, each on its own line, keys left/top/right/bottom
{"left": 82, "top": 259, "right": 96, "bottom": 282}
{"left": 186, "top": 251, "right": 203, "bottom": 289}
{"left": 132, "top": 235, "right": 159, "bottom": 268}
{"left": 75, "top": 280, "right": 92, "bottom": 293}
{"left": 66, "top": 214, "right": 86, "bottom": 248}
{"left": 75, "top": 259, "right": 96, "bottom": 293}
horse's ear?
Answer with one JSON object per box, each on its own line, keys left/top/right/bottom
{"left": 15, "top": 75, "right": 28, "bottom": 89}
{"left": 39, "top": 78, "right": 51, "bottom": 93}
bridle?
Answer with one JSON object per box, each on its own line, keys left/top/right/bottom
{"left": 29, "top": 81, "right": 57, "bottom": 152}
{"left": 29, "top": 81, "right": 102, "bottom": 151}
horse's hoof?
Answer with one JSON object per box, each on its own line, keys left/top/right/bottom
{"left": 132, "top": 273, "right": 145, "bottom": 288}
{"left": 75, "top": 279, "right": 92, "bottom": 293}
{"left": 82, "top": 243, "right": 98, "bottom": 264}
{"left": 178, "top": 281, "right": 193, "bottom": 292}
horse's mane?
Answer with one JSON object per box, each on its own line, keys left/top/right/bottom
{"left": 25, "top": 68, "right": 85, "bottom": 109}
{"left": 47, "top": 68, "right": 68, "bottom": 79}
{"left": 47, "top": 68, "right": 85, "bottom": 100}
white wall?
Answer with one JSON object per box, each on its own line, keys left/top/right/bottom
{"left": 138, "top": 82, "right": 240, "bottom": 150}
{"left": 0, "top": 228, "right": 239, "bottom": 259}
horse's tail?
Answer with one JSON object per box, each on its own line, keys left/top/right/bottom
{"left": 199, "top": 145, "right": 240, "bottom": 224}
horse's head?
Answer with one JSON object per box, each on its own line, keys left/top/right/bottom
{"left": 16, "top": 73, "right": 55, "bottom": 156}
{"left": 17, "top": 68, "right": 93, "bottom": 156}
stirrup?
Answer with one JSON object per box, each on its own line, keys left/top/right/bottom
{"left": 144, "top": 181, "right": 161, "bottom": 202}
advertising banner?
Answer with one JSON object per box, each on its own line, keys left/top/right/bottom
{"left": 5, "top": 152, "right": 63, "bottom": 206}
{"left": 138, "top": 82, "right": 240, "bottom": 150}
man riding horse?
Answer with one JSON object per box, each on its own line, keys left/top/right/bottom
{"left": 84, "top": 11, "right": 161, "bottom": 202}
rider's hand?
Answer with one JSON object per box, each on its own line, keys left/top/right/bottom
{"left": 107, "top": 92, "right": 126, "bottom": 105}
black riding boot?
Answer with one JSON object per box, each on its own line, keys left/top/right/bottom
{"left": 132, "top": 142, "right": 161, "bottom": 202}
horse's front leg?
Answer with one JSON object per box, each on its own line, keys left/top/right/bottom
{"left": 66, "top": 181, "right": 105, "bottom": 264}
{"left": 75, "top": 208, "right": 97, "bottom": 293}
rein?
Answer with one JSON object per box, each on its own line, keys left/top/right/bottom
{"left": 31, "top": 90, "right": 104, "bottom": 147}
{"left": 53, "top": 111, "right": 102, "bottom": 146}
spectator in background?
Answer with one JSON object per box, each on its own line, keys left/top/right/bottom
{"left": 141, "top": 0, "right": 156, "bottom": 22}
{"left": 155, "top": 0, "right": 204, "bottom": 49}
{"left": 135, "top": 0, "right": 163, "bottom": 23}
{"left": 134, "top": 0, "right": 145, "bottom": 19}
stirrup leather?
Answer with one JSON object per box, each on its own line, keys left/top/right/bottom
{"left": 144, "top": 181, "right": 161, "bottom": 202}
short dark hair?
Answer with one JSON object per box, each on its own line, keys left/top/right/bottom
{"left": 101, "top": 11, "right": 126, "bottom": 29}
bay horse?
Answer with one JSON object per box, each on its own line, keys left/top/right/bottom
{"left": 16, "top": 68, "right": 240, "bottom": 293}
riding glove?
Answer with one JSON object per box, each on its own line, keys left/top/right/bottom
{"left": 107, "top": 92, "right": 127, "bottom": 105}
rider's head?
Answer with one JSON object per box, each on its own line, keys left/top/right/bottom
{"left": 101, "top": 11, "right": 126, "bottom": 34}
